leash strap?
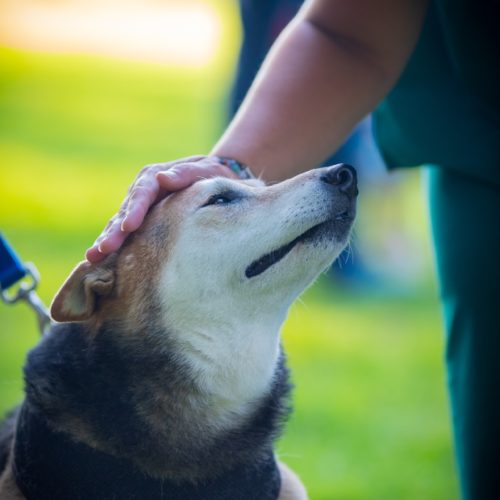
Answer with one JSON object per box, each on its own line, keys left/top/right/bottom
{"left": 0, "top": 233, "right": 26, "bottom": 289}
{"left": 0, "top": 233, "right": 51, "bottom": 336}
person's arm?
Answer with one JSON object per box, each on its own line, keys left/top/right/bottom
{"left": 212, "top": 0, "right": 428, "bottom": 180}
{"left": 86, "top": 0, "right": 428, "bottom": 262}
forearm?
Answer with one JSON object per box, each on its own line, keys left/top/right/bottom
{"left": 212, "top": 0, "right": 428, "bottom": 181}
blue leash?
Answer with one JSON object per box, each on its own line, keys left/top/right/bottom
{"left": 0, "top": 233, "right": 51, "bottom": 336}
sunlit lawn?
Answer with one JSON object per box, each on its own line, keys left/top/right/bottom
{"left": 0, "top": 46, "right": 458, "bottom": 499}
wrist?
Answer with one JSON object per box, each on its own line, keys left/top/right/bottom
{"left": 214, "top": 156, "right": 256, "bottom": 180}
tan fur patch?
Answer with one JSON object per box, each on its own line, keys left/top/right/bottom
{"left": 0, "top": 451, "right": 25, "bottom": 500}
{"left": 278, "top": 461, "right": 308, "bottom": 500}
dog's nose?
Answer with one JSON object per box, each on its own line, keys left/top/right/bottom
{"left": 320, "top": 164, "right": 358, "bottom": 198}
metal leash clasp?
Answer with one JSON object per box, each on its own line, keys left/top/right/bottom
{"left": 1, "top": 262, "right": 51, "bottom": 336}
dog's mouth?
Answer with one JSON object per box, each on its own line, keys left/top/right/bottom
{"left": 245, "top": 211, "right": 352, "bottom": 279}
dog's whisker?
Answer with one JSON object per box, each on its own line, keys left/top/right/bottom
{"left": 295, "top": 296, "right": 309, "bottom": 311}
{"left": 191, "top": 329, "right": 215, "bottom": 343}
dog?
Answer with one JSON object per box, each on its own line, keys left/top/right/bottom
{"left": 0, "top": 164, "right": 357, "bottom": 499}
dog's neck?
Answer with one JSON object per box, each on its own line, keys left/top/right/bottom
{"left": 158, "top": 267, "right": 294, "bottom": 416}
{"left": 160, "top": 302, "right": 288, "bottom": 421}
{"left": 22, "top": 321, "right": 291, "bottom": 482}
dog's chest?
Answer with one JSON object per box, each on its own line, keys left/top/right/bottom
{"left": 13, "top": 405, "right": 281, "bottom": 500}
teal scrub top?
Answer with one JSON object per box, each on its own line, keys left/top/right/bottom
{"left": 373, "top": 0, "right": 500, "bottom": 183}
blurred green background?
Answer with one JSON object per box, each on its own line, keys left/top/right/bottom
{"left": 0, "top": 1, "right": 457, "bottom": 498}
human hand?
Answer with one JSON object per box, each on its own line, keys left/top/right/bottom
{"left": 86, "top": 155, "right": 238, "bottom": 262}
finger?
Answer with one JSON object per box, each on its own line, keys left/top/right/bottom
{"left": 121, "top": 180, "right": 160, "bottom": 233}
{"left": 97, "top": 221, "right": 129, "bottom": 254}
{"left": 139, "top": 155, "right": 206, "bottom": 185}
{"left": 85, "top": 209, "right": 125, "bottom": 259}
{"left": 86, "top": 245, "right": 106, "bottom": 263}
{"left": 157, "top": 162, "right": 237, "bottom": 191}
{"left": 121, "top": 203, "right": 149, "bottom": 233}
{"left": 85, "top": 214, "right": 128, "bottom": 262}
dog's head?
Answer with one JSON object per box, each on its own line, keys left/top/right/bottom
{"left": 52, "top": 164, "right": 356, "bottom": 324}
{"left": 51, "top": 165, "right": 356, "bottom": 406}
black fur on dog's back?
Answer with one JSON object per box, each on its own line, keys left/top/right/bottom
{"left": 19, "top": 319, "right": 292, "bottom": 487}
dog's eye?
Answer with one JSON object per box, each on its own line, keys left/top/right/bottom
{"left": 202, "top": 193, "right": 235, "bottom": 207}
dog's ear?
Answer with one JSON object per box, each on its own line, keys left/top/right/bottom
{"left": 50, "top": 261, "right": 115, "bottom": 322}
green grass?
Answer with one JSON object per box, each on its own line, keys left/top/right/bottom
{"left": 280, "top": 289, "right": 456, "bottom": 498}
{"left": 0, "top": 45, "right": 458, "bottom": 498}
